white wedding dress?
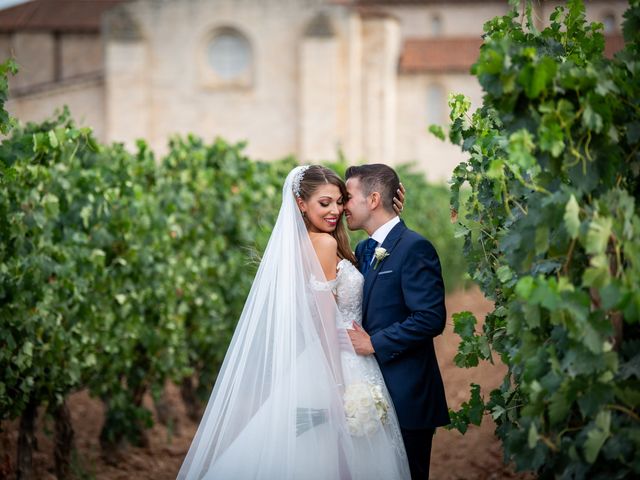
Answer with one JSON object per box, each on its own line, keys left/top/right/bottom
{"left": 314, "top": 258, "right": 409, "bottom": 478}
{"left": 177, "top": 166, "right": 410, "bottom": 480}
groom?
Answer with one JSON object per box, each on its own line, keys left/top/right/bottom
{"left": 344, "top": 164, "right": 450, "bottom": 479}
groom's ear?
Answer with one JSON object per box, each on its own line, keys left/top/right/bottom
{"left": 368, "top": 191, "right": 382, "bottom": 210}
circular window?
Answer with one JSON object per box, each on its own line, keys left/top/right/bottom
{"left": 207, "top": 29, "right": 252, "bottom": 81}
{"left": 602, "top": 13, "right": 616, "bottom": 34}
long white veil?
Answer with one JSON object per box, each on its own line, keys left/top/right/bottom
{"left": 177, "top": 166, "right": 409, "bottom": 480}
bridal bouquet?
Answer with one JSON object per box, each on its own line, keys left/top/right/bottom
{"left": 343, "top": 382, "right": 389, "bottom": 436}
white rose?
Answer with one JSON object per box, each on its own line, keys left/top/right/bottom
{"left": 344, "top": 398, "right": 357, "bottom": 417}
{"left": 373, "top": 248, "right": 390, "bottom": 270}
{"left": 347, "top": 417, "right": 363, "bottom": 436}
{"left": 371, "top": 384, "right": 383, "bottom": 400}
{"left": 374, "top": 247, "right": 388, "bottom": 261}
{"left": 364, "top": 419, "right": 379, "bottom": 436}
{"left": 343, "top": 382, "right": 390, "bottom": 436}
{"left": 355, "top": 409, "right": 370, "bottom": 422}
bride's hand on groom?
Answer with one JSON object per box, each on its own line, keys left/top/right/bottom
{"left": 393, "top": 183, "right": 405, "bottom": 216}
{"left": 347, "top": 322, "right": 375, "bottom": 356}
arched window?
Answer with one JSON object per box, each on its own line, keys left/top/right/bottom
{"left": 602, "top": 12, "right": 616, "bottom": 34}
{"left": 431, "top": 14, "right": 442, "bottom": 36}
{"left": 426, "top": 84, "right": 446, "bottom": 126}
{"left": 304, "top": 12, "right": 335, "bottom": 38}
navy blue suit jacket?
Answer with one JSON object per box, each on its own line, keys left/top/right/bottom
{"left": 356, "top": 219, "right": 450, "bottom": 430}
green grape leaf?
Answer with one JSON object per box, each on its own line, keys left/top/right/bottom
{"left": 496, "top": 265, "right": 513, "bottom": 283}
{"left": 549, "top": 390, "right": 571, "bottom": 425}
{"left": 583, "top": 411, "right": 611, "bottom": 463}
{"left": 428, "top": 124, "right": 446, "bottom": 141}
{"left": 535, "top": 226, "right": 550, "bottom": 255}
{"left": 585, "top": 216, "right": 613, "bottom": 255}
{"left": 564, "top": 195, "right": 580, "bottom": 239}
{"left": 539, "top": 120, "right": 565, "bottom": 157}
{"left": 582, "top": 103, "right": 603, "bottom": 133}
{"left": 516, "top": 276, "right": 535, "bottom": 299}
{"left": 487, "top": 159, "right": 505, "bottom": 180}
{"left": 518, "top": 56, "right": 557, "bottom": 99}
{"left": 507, "top": 129, "right": 536, "bottom": 171}
{"left": 453, "top": 311, "right": 477, "bottom": 339}
{"left": 528, "top": 422, "right": 539, "bottom": 449}
{"left": 48, "top": 130, "right": 59, "bottom": 148}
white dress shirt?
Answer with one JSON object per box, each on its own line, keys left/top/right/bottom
{"left": 367, "top": 216, "right": 401, "bottom": 264}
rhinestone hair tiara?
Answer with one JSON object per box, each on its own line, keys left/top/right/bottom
{"left": 293, "top": 165, "right": 311, "bottom": 198}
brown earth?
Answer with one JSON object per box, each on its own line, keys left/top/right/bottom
{"left": 431, "top": 288, "right": 531, "bottom": 480}
{"left": 1, "top": 287, "right": 532, "bottom": 479}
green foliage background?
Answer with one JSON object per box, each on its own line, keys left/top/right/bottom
{"left": 439, "top": 0, "right": 640, "bottom": 477}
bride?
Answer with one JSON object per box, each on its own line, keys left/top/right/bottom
{"left": 177, "top": 165, "right": 410, "bottom": 479}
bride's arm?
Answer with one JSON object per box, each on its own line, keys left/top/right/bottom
{"left": 310, "top": 233, "right": 339, "bottom": 281}
{"left": 393, "top": 182, "right": 405, "bottom": 215}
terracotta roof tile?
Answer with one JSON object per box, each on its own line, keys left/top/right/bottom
{"left": 353, "top": 1, "right": 488, "bottom": 4}
{"left": 400, "top": 37, "right": 482, "bottom": 73}
{"left": 357, "top": 6, "right": 400, "bottom": 20}
{"left": 400, "top": 35, "right": 627, "bottom": 73}
{"left": 0, "top": 0, "right": 127, "bottom": 33}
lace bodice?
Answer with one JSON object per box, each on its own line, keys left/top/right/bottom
{"left": 334, "top": 259, "right": 364, "bottom": 326}
{"left": 310, "top": 258, "right": 363, "bottom": 327}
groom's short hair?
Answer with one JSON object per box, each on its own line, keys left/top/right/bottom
{"left": 345, "top": 164, "right": 400, "bottom": 213}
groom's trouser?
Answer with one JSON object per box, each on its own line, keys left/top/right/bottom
{"left": 400, "top": 427, "right": 435, "bottom": 480}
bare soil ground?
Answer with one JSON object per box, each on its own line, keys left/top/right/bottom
{"left": 431, "top": 288, "right": 531, "bottom": 480}
{"left": 1, "top": 287, "right": 532, "bottom": 479}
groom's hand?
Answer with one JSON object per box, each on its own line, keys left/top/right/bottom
{"left": 348, "top": 322, "right": 375, "bottom": 356}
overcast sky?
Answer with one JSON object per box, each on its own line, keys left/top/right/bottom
{"left": 0, "top": 0, "right": 28, "bottom": 10}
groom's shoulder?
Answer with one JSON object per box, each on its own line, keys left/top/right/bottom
{"left": 401, "top": 226, "right": 438, "bottom": 256}
{"left": 400, "top": 225, "right": 427, "bottom": 244}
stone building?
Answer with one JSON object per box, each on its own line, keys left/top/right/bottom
{"left": 0, "top": 0, "right": 627, "bottom": 181}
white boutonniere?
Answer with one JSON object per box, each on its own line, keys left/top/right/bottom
{"left": 373, "top": 247, "right": 390, "bottom": 270}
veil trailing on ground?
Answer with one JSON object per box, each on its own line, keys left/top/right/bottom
{"left": 177, "top": 166, "right": 408, "bottom": 480}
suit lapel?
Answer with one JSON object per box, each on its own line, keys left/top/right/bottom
{"left": 362, "top": 220, "right": 407, "bottom": 311}
{"left": 355, "top": 239, "right": 364, "bottom": 267}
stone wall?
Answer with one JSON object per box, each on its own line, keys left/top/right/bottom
{"left": 6, "top": 75, "right": 105, "bottom": 139}
{"left": 1, "top": 0, "right": 630, "bottom": 182}
{"left": 104, "top": 0, "right": 332, "bottom": 157}
{"left": 1, "top": 30, "right": 105, "bottom": 137}
{"left": 5, "top": 32, "right": 56, "bottom": 90}
{"left": 396, "top": 73, "right": 483, "bottom": 182}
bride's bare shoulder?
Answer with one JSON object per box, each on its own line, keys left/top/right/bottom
{"left": 309, "top": 232, "right": 337, "bottom": 250}
{"left": 309, "top": 233, "right": 338, "bottom": 280}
